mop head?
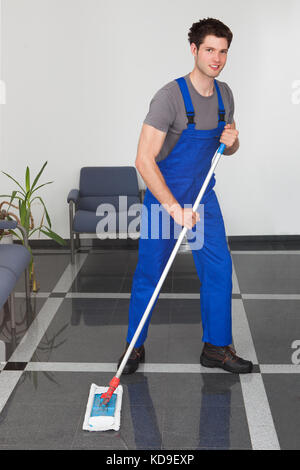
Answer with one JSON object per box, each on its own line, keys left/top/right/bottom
{"left": 82, "top": 383, "right": 123, "bottom": 432}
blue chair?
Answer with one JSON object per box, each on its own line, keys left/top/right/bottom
{"left": 0, "top": 221, "right": 31, "bottom": 328}
{"left": 67, "top": 166, "right": 142, "bottom": 263}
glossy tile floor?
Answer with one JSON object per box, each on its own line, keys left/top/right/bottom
{"left": 0, "top": 242, "right": 299, "bottom": 449}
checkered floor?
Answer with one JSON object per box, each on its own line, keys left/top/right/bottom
{"left": 0, "top": 244, "right": 299, "bottom": 449}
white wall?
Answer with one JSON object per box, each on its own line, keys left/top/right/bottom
{"left": 0, "top": 0, "right": 299, "bottom": 238}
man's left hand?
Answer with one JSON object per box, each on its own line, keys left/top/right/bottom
{"left": 220, "top": 123, "right": 239, "bottom": 149}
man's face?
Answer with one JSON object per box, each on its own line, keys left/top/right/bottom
{"left": 192, "top": 35, "right": 229, "bottom": 78}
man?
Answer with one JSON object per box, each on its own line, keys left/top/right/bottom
{"left": 118, "top": 18, "right": 253, "bottom": 374}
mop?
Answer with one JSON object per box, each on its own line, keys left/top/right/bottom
{"left": 82, "top": 143, "right": 226, "bottom": 432}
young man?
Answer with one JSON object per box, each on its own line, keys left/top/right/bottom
{"left": 118, "top": 18, "right": 253, "bottom": 374}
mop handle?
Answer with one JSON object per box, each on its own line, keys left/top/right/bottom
{"left": 116, "top": 143, "right": 226, "bottom": 379}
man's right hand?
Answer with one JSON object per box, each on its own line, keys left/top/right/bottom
{"left": 168, "top": 205, "right": 200, "bottom": 229}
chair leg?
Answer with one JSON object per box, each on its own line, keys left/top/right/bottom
{"left": 24, "top": 267, "right": 30, "bottom": 298}
{"left": 76, "top": 233, "right": 80, "bottom": 250}
{"left": 70, "top": 232, "right": 75, "bottom": 264}
{"left": 69, "top": 202, "right": 75, "bottom": 264}
{"left": 9, "top": 291, "right": 16, "bottom": 330}
{"left": 24, "top": 267, "right": 31, "bottom": 313}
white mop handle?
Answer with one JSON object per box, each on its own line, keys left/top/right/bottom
{"left": 116, "top": 143, "right": 226, "bottom": 378}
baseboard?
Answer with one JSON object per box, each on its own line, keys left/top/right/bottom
{"left": 14, "top": 238, "right": 139, "bottom": 250}
{"left": 228, "top": 235, "right": 300, "bottom": 250}
{"left": 12, "top": 235, "right": 300, "bottom": 251}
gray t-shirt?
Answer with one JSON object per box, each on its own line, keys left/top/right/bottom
{"left": 144, "top": 73, "right": 235, "bottom": 162}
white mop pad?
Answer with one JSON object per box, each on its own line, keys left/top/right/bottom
{"left": 82, "top": 383, "right": 123, "bottom": 432}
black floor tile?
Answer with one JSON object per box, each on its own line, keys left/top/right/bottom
{"left": 14, "top": 254, "right": 70, "bottom": 293}
{"left": 120, "top": 275, "right": 173, "bottom": 293}
{"left": 232, "top": 253, "right": 300, "bottom": 294}
{"left": 3, "top": 362, "right": 27, "bottom": 371}
{"left": 30, "top": 298, "right": 122, "bottom": 363}
{"left": 169, "top": 299, "right": 201, "bottom": 323}
{"left": 262, "top": 374, "right": 300, "bottom": 450}
{"left": 69, "top": 251, "right": 137, "bottom": 293}
{"left": 111, "top": 299, "right": 171, "bottom": 326}
{"left": 163, "top": 373, "right": 244, "bottom": 408}
{"left": 77, "top": 251, "right": 133, "bottom": 275}
{"left": 243, "top": 299, "right": 300, "bottom": 364}
{"left": 0, "top": 296, "right": 47, "bottom": 362}
{"left": 70, "top": 275, "right": 127, "bottom": 293}
{"left": 172, "top": 277, "right": 200, "bottom": 293}
{"left": 162, "top": 405, "right": 251, "bottom": 449}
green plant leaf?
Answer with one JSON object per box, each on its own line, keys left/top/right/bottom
{"left": 0, "top": 192, "right": 25, "bottom": 201}
{"left": 24, "top": 244, "right": 33, "bottom": 271}
{"left": 29, "top": 226, "right": 43, "bottom": 237}
{"left": 25, "top": 167, "right": 30, "bottom": 192}
{"left": 33, "top": 196, "right": 51, "bottom": 228}
{"left": 1, "top": 171, "right": 26, "bottom": 195}
{"left": 40, "top": 228, "right": 66, "bottom": 246}
{"left": 30, "top": 161, "right": 48, "bottom": 193}
{"left": 18, "top": 199, "right": 22, "bottom": 221}
{"left": 7, "top": 190, "right": 17, "bottom": 210}
{"left": 19, "top": 200, "right": 30, "bottom": 230}
{"left": 30, "top": 181, "right": 53, "bottom": 198}
{"left": 25, "top": 208, "right": 31, "bottom": 232}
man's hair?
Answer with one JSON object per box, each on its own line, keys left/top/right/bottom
{"left": 188, "top": 18, "right": 233, "bottom": 49}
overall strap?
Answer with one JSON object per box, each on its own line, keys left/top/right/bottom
{"left": 214, "top": 80, "right": 226, "bottom": 123}
{"left": 175, "top": 77, "right": 195, "bottom": 127}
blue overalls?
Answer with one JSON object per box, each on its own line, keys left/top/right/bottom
{"left": 126, "top": 77, "right": 233, "bottom": 348}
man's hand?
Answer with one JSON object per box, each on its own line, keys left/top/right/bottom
{"left": 168, "top": 205, "right": 200, "bottom": 229}
{"left": 220, "top": 123, "right": 239, "bottom": 149}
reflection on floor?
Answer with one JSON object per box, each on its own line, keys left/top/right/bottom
{"left": 0, "top": 243, "right": 299, "bottom": 449}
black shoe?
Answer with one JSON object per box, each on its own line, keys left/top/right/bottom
{"left": 200, "top": 343, "right": 253, "bottom": 374}
{"left": 117, "top": 342, "right": 145, "bottom": 375}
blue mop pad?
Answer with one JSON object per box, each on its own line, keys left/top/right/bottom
{"left": 82, "top": 384, "right": 123, "bottom": 431}
{"left": 91, "top": 393, "right": 117, "bottom": 417}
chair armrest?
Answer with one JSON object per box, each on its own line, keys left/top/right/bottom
{"left": 67, "top": 189, "right": 79, "bottom": 204}
{"left": 0, "top": 220, "right": 18, "bottom": 230}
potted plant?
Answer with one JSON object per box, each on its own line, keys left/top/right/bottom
{"left": 0, "top": 161, "right": 66, "bottom": 292}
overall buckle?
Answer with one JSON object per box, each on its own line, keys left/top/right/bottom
{"left": 218, "top": 110, "right": 226, "bottom": 122}
{"left": 187, "top": 113, "right": 195, "bottom": 124}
